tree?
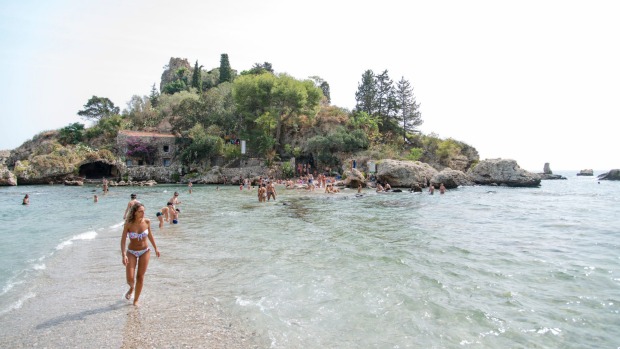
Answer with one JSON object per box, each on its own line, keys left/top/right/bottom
{"left": 375, "top": 70, "right": 397, "bottom": 130}
{"left": 394, "top": 77, "right": 423, "bottom": 141}
{"left": 191, "top": 60, "right": 203, "bottom": 91}
{"left": 354, "top": 70, "right": 376, "bottom": 115}
{"left": 241, "top": 62, "right": 274, "bottom": 75}
{"left": 58, "top": 122, "right": 85, "bottom": 145}
{"left": 219, "top": 54, "right": 232, "bottom": 83}
{"left": 149, "top": 83, "right": 160, "bottom": 108}
{"left": 232, "top": 73, "right": 322, "bottom": 155}
{"left": 309, "top": 76, "right": 331, "bottom": 104}
{"left": 180, "top": 124, "right": 224, "bottom": 165}
{"left": 320, "top": 81, "right": 331, "bottom": 104}
{"left": 77, "top": 96, "right": 120, "bottom": 121}
{"left": 162, "top": 68, "right": 189, "bottom": 94}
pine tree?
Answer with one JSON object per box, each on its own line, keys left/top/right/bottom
{"left": 375, "top": 70, "right": 396, "bottom": 130}
{"left": 191, "top": 60, "right": 203, "bottom": 91}
{"left": 219, "top": 54, "right": 232, "bottom": 83}
{"left": 320, "top": 81, "right": 331, "bottom": 104}
{"left": 354, "top": 70, "right": 377, "bottom": 115}
{"left": 149, "top": 83, "right": 160, "bottom": 108}
{"left": 395, "top": 77, "right": 422, "bottom": 141}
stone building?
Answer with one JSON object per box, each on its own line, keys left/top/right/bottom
{"left": 117, "top": 130, "right": 177, "bottom": 166}
{"left": 116, "top": 130, "right": 181, "bottom": 182}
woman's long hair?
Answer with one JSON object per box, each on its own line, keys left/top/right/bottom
{"left": 125, "top": 202, "right": 144, "bottom": 224}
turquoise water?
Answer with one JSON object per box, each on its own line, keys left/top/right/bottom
{"left": 0, "top": 173, "right": 619, "bottom": 348}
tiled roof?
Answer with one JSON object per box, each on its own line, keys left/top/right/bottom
{"left": 118, "top": 130, "right": 175, "bottom": 138}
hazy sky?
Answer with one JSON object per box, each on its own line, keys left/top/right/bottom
{"left": 1, "top": 0, "right": 618, "bottom": 171}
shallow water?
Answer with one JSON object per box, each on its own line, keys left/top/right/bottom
{"left": 0, "top": 173, "right": 619, "bottom": 348}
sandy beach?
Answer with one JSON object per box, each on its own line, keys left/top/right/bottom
{"left": 0, "top": 217, "right": 266, "bottom": 348}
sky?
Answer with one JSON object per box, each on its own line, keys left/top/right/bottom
{"left": 1, "top": 0, "right": 618, "bottom": 172}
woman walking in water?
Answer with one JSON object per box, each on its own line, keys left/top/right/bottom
{"left": 121, "top": 202, "right": 160, "bottom": 306}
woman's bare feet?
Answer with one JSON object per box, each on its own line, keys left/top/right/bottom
{"left": 125, "top": 287, "right": 134, "bottom": 300}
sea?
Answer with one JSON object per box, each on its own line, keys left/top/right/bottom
{"left": 0, "top": 171, "right": 618, "bottom": 348}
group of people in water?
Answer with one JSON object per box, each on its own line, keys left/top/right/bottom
{"left": 20, "top": 174, "right": 444, "bottom": 307}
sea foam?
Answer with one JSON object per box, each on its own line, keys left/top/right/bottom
{"left": 55, "top": 231, "right": 97, "bottom": 250}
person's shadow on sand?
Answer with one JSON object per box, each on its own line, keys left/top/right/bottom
{"left": 35, "top": 300, "right": 126, "bottom": 330}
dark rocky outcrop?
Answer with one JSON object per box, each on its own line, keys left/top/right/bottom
{"left": 598, "top": 169, "right": 620, "bottom": 181}
{"left": 577, "top": 169, "right": 594, "bottom": 176}
{"left": 375, "top": 159, "right": 438, "bottom": 188}
{"left": 431, "top": 168, "right": 474, "bottom": 189}
{"left": 467, "top": 158, "right": 541, "bottom": 187}
{"left": 538, "top": 162, "right": 566, "bottom": 180}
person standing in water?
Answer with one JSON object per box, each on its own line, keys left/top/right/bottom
{"left": 22, "top": 194, "right": 29, "bottom": 205}
{"left": 123, "top": 193, "right": 139, "bottom": 220}
{"left": 266, "top": 181, "right": 277, "bottom": 201}
{"left": 188, "top": 181, "right": 193, "bottom": 194}
{"left": 102, "top": 178, "right": 109, "bottom": 194}
{"left": 169, "top": 191, "right": 181, "bottom": 208}
{"left": 121, "top": 203, "right": 160, "bottom": 306}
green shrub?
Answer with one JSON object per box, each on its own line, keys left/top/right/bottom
{"left": 406, "top": 147, "right": 423, "bottom": 161}
{"left": 281, "top": 162, "right": 294, "bottom": 178}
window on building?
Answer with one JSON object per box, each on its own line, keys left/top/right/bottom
{"left": 163, "top": 158, "right": 171, "bottom": 167}
{"left": 126, "top": 159, "right": 133, "bottom": 167}
{"left": 163, "top": 145, "right": 170, "bottom": 152}
{"left": 138, "top": 160, "right": 144, "bottom": 166}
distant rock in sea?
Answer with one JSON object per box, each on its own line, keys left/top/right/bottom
{"left": 539, "top": 162, "right": 566, "bottom": 180}
{"left": 577, "top": 169, "right": 594, "bottom": 176}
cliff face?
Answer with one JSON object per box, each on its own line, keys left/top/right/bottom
{"left": 160, "top": 57, "right": 192, "bottom": 91}
{"left": 4, "top": 132, "right": 123, "bottom": 185}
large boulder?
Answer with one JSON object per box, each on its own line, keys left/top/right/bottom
{"left": 598, "top": 169, "right": 620, "bottom": 181}
{"left": 431, "top": 168, "right": 474, "bottom": 189}
{"left": 467, "top": 158, "right": 541, "bottom": 187}
{"left": 0, "top": 166, "right": 17, "bottom": 186}
{"left": 376, "top": 159, "right": 438, "bottom": 188}
{"left": 343, "top": 168, "right": 365, "bottom": 188}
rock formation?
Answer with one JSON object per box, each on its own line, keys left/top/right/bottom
{"left": 597, "top": 169, "right": 620, "bottom": 181}
{"left": 160, "top": 57, "right": 192, "bottom": 91}
{"left": 577, "top": 169, "right": 594, "bottom": 176}
{"left": 539, "top": 162, "right": 566, "bottom": 180}
{"left": 467, "top": 158, "right": 541, "bottom": 187}
{"left": 431, "top": 168, "right": 474, "bottom": 189}
{"left": 375, "top": 159, "right": 438, "bottom": 188}
{"left": 0, "top": 165, "right": 17, "bottom": 186}
{"left": 342, "top": 168, "right": 365, "bottom": 188}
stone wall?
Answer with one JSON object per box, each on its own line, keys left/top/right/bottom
{"left": 124, "top": 165, "right": 182, "bottom": 183}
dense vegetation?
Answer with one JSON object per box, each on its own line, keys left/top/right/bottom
{"left": 53, "top": 54, "right": 477, "bottom": 174}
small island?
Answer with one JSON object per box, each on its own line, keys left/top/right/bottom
{"left": 0, "top": 55, "right": 585, "bottom": 188}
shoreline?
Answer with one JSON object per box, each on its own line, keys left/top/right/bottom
{"left": 0, "top": 216, "right": 267, "bottom": 349}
